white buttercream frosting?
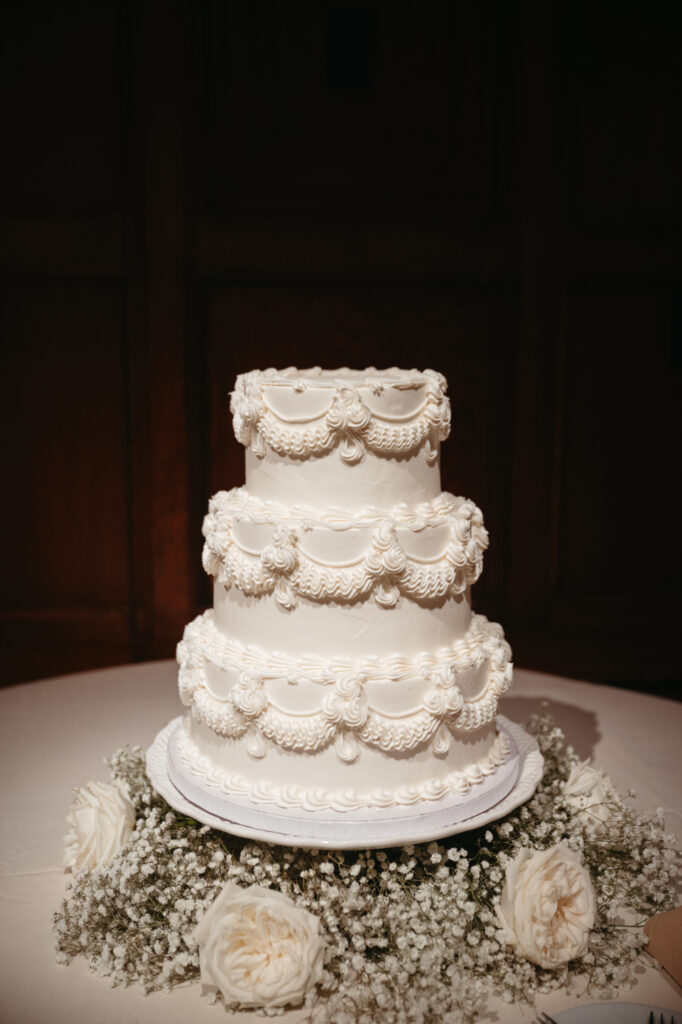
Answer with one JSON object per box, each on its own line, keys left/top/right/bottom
{"left": 245, "top": 445, "right": 442, "bottom": 511}
{"left": 231, "top": 367, "right": 450, "bottom": 464}
{"left": 202, "top": 488, "right": 488, "bottom": 610}
{"left": 177, "top": 610, "right": 513, "bottom": 762}
{"left": 213, "top": 583, "right": 473, "bottom": 659}
{"left": 235, "top": 367, "right": 448, "bottom": 510}
{"left": 175, "top": 717, "right": 510, "bottom": 812}
{"left": 174, "top": 366, "right": 515, "bottom": 814}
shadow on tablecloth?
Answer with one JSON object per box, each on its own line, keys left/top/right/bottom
{"left": 499, "top": 695, "right": 600, "bottom": 761}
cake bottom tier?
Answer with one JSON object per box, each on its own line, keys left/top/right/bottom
{"left": 160, "top": 716, "right": 530, "bottom": 846}
{"left": 174, "top": 713, "right": 509, "bottom": 812}
{"left": 174, "top": 609, "right": 514, "bottom": 818}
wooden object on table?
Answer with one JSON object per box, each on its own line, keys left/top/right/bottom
{"left": 644, "top": 906, "right": 682, "bottom": 985}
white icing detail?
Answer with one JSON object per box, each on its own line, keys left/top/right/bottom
{"left": 247, "top": 729, "right": 267, "bottom": 759}
{"left": 321, "top": 675, "right": 369, "bottom": 730}
{"left": 176, "top": 610, "right": 513, "bottom": 760}
{"left": 174, "top": 365, "right": 517, "bottom": 824}
{"left": 230, "top": 367, "right": 450, "bottom": 463}
{"left": 230, "top": 671, "right": 267, "bottom": 717}
{"left": 335, "top": 731, "right": 361, "bottom": 764}
{"left": 202, "top": 489, "right": 487, "bottom": 609}
{"left": 174, "top": 717, "right": 510, "bottom": 812}
{"left": 432, "top": 723, "right": 451, "bottom": 756}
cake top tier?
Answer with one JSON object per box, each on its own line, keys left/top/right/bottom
{"left": 230, "top": 367, "right": 450, "bottom": 465}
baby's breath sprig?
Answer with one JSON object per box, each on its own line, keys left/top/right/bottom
{"left": 54, "top": 715, "right": 678, "bottom": 1023}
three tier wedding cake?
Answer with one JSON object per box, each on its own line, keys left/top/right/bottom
{"left": 166, "top": 367, "right": 520, "bottom": 845}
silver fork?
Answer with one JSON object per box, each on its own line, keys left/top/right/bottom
{"left": 648, "top": 1014, "right": 678, "bottom": 1024}
{"left": 533, "top": 1013, "right": 558, "bottom": 1024}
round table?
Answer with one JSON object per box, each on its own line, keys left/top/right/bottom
{"left": 1, "top": 662, "right": 680, "bottom": 1023}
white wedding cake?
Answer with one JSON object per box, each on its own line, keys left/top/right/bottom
{"left": 167, "top": 368, "right": 518, "bottom": 844}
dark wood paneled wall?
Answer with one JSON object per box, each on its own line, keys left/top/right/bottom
{"left": 1, "top": 1, "right": 679, "bottom": 694}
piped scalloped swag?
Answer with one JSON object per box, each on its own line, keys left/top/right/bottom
{"left": 202, "top": 489, "right": 489, "bottom": 609}
{"left": 173, "top": 720, "right": 511, "bottom": 811}
{"left": 176, "top": 610, "right": 513, "bottom": 772}
{"left": 230, "top": 367, "right": 451, "bottom": 464}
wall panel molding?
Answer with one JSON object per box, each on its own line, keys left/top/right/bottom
{"left": 2, "top": 1, "right": 679, "bottom": 694}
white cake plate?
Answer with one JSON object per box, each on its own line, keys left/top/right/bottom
{"left": 146, "top": 715, "right": 544, "bottom": 850}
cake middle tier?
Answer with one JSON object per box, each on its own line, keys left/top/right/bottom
{"left": 203, "top": 488, "right": 488, "bottom": 654}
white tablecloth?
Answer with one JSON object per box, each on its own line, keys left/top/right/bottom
{"left": 1, "top": 662, "right": 680, "bottom": 1022}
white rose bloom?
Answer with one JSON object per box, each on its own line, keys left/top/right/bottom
{"left": 194, "top": 882, "right": 325, "bottom": 1009}
{"left": 496, "top": 843, "right": 596, "bottom": 968}
{"left": 64, "top": 780, "right": 135, "bottom": 872}
{"left": 563, "top": 759, "right": 618, "bottom": 833}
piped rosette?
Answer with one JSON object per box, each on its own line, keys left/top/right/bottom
{"left": 177, "top": 609, "right": 512, "bottom": 766}
{"left": 202, "top": 489, "right": 489, "bottom": 609}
